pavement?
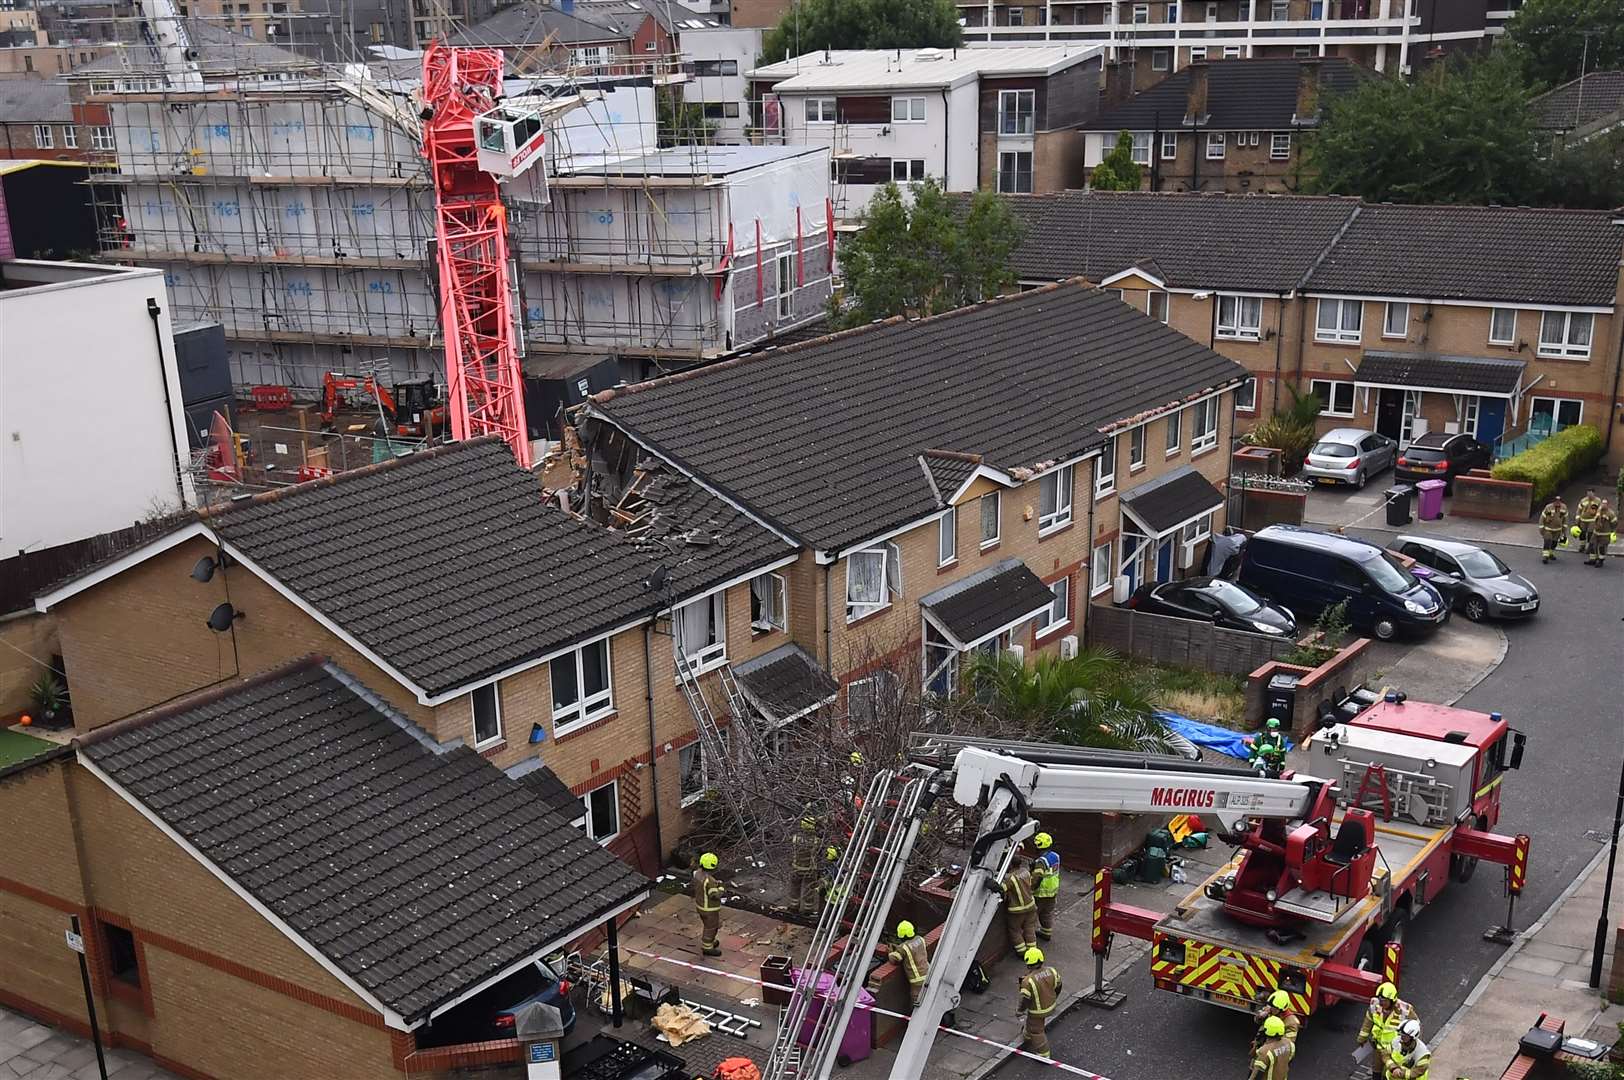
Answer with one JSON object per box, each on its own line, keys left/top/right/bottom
{"left": 0, "top": 1008, "right": 179, "bottom": 1080}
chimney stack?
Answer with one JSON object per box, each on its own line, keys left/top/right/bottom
{"left": 1183, "top": 62, "right": 1209, "bottom": 126}
{"left": 1293, "top": 58, "right": 1323, "bottom": 126}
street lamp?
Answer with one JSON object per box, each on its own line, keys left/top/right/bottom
{"left": 1590, "top": 751, "right": 1624, "bottom": 988}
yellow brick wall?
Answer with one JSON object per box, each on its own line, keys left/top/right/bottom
{"left": 0, "top": 612, "right": 58, "bottom": 719}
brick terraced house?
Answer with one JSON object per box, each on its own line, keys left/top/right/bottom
{"left": 992, "top": 191, "right": 1624, "bottom": 465}
{"left": 0, "top": 659, "right": 649, "bottom": 1079}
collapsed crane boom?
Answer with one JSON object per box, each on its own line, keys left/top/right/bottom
{"left": 421, "top": 43, "right": 533, "bottom": 467}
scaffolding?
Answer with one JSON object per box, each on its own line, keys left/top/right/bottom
{"left": 75, "top": 12, "right": 834, "bottom": 399}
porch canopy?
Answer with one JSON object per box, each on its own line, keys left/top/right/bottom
{"left": 734, "top": 642, "right": 839, "bottom": 724}
{"left": 920, "top": 557, "right": 1056, "bottom": 650}
{"left": 1353, "top": 351, "right": 1526, "bottom": 399}
{"left": 1119, "top": 466, "right": 1226, "bottom": 540}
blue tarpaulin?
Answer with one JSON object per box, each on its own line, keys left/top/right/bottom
{"left": 1155, "top": 710, "right": 1293, "bottom": 762}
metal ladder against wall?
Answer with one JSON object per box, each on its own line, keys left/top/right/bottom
{"left": 674, "top": 641, "right": 758, "bottom": 841}
{"left": 763, "top": 769, "right": 930, "bottom": 1080}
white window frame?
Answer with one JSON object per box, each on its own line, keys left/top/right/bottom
{"left": 33, "top": 124, "right": 52, "bottom": 149}
{"left": 472, "top": 681, "right": 502, "bottom": 747}
{"left": 1034, "top": 575, "right": 1071, "bottom": 637}
{"left": 848, "top": 670, "right": 900, "bottom": 731}
{"left": 676, "top": 592, "right": 729, "bottom": 673}
{"left": 1309, "top": 378, "right": 1356, "bottom": 418}
{"left": 997, "top": 150, "right": 1033, "bottom": 194}
{"left": 678, "top": 738, "right": 728, "bottom": 807}
{"left": 806, "top": 97, "right": 836, "bottom": 123}
{"left": 1537, "top": 310, "right": 1593, "bottom": 359}
{"left": 1530, "top": 395, "right": 1583, "bottom": 433}
{"left": 1206, "top": 132, "right": 1226, "bottom": 160}
{"left": 1270, "top": 132, "right": 1291, "bottom": 160}
{"left": 938, "top": 506, "right": 958, "bottom": 566}
{"left": 1007, "top": 4, "right": 1023, "bottom": 24}
{"left": 91, "top": 125, "right": 116, "bottom": 151}
{"left": 1165, "top": 408, "right": 1182, "bottom": 456}
{"left": 62, "top": 126, "right": 78, "bottom": 149}
{"left": 1091, "top": 541, "right": 1113, "bottom": 596}
{"left": 575, "top": 779, "right": 620, "bottom": 843}
{"left": 1271, "top": 0, "right": 1287, "bottom": 18}
{"left": 1132, "top": 3, "right": 1149, "bottom": 22}
{"left": 776, "top": 251, "right": 794, "bottom": 319}
{"left": 1167, "top": 1, "right": 1179, "bottom": 20}
{"left": 1191, "top": 397, "right": 1220, "bottom": 453}
{"left": 1383, "top": 301, "right": 1409, "bottom": 339}
{"left": 1235, "top": 376, "right": 1257, "bottom": 413}
{"left": 1130, "top": 131, "right": 1153, "bottom": 165}
{"left": 1151, "top": 48, "right": 1170, "bottom": 71}
{"left": 1096, "top": 435, "right": 1118, "bottom": 498}
{"left": 845, "top": 541, "right": 901, "bottom": 621}
{"left": 1160, "top": 131, "right": 1177, "bottom": 160}
{"left": 891, "top": 95, "right": 926, "bottom": 123}
{"left": 1223, "top": 44, "right": 1242, "bottom": 58}
{"left": 751, "top": 572, "right": 787, "bottom": 633}
{"left": 1190, "top": 45, "right": 1207, "bottom": 59}
{"left": 1148, "top": 290, "right": 1169, "bottom": 322}
{"left": 980, "top": 491, "right": 1002, "bottom": 547}
{"left": 1315, "top": 297, "right": 1363, "bottom": 343}
{"left": 1216, "top": 294, "right": 1261, "bottom": 340}
{"left": 998, "top": 89, "right": 1035, "bottom": 136}
{"left": 1038, "top": 464, "right": 1074, "bottom": 534}
{"left": 891, "top": 158, "right": 926, "bottom": 182}
{"left": 1488, "top": 307, "right": 1517, "bottom": 346}
{"left": 1129, "top": 424, "right": 1147, "bottom": 470}
{"left": 551, "top": 638, "right": 615, "bottom": 734}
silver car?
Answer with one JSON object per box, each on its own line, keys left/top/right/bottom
{"left": 1303, "top": 427, "right": 1397, "bottom": 488}
{"left": 1393, "top": 536, "right": 1539, "bottom": 621}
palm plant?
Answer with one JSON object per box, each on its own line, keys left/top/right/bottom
{"left": 962, "top": 649, "right": 1176, "bottom": 753}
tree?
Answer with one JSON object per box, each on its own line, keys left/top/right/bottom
{"left": 834, "top": 179, "right": 1022, "bottom": 328}
{"left": 961, "top": 650, "right": 1178, "bottom": 754}
{"left": 761, "top": 0, "right": 962, "bottom": 63}
{"left": 1539, "top": 127, "right": 1624, "bottom": 208}
{"left": 1308, "top": 53, "right": 1545, "bottom": 205}
{"left": 1090, "top": 131, "right": 1143, "bottom": 191}
{"left": 656, "top": 87, "right": 716, "bottom": 147}
{"left": 1504, "top": 0, "right": 1624, "bottom": 88}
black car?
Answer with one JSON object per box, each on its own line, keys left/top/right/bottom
{"left": 1127, "top": 577, "right": 1298, "bottom": 636}
{"left": 416, "top": 957, "right": 577, "bottom": 1048}
{"left": 1394, "top": 432, "right": 1492, "bottom": 491}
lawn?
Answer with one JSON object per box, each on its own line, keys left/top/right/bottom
{"left": 0, "top": 728, "right": 56, "bottom": 769}
{"left": 1135, "top": 665, "right": 1248, "bottom": 729}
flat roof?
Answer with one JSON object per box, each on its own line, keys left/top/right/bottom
{"left": 568, "top": 144, "right": 826, "bottom": 177}
{"left": 1349, "top": 699, "right": 1507, "bottom": 749}
{"left": 749, "top": 45, "right": 1101, "bottom": 91}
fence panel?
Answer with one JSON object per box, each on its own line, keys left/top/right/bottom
{"left": 1086, "top": 604, "right": 1291, "bottom": 675}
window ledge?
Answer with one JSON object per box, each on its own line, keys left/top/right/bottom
{"left": 675, "top": 656, "right": 730, "bottom": 683}
{"left": 1314, "top": 336, "right": 1362, "bottom": 345}
{"left": 1129, "top": 462, "right": 1147, "bottom": 474}
{"left": 845, "top": 603, "right": 892, "bottom": 629}
{"left": 553, "top": 710, "right": 620, "bottom": 745}
{"left": 1216, "top": 333, "right": 1260, "bottom": 342}
{"left": 1035, "top": 619, "right": 1071, "bottom": 641}
{"left": 1165, "top": 447, "right": 1181, "bottom": 459}
{"left": 1380, "top": 333, "right": 1407, "bottom": 340}
{"left": 751, "top": 623, "right": 785, "bottom": 639}
{"left": 936, "top": 557, "right": 959, "bottom": 575}
{"left": 978, "top": 541, "right": 1001, "bottom": 555}
{"left": 1090, "top": 581, "right": 1113, "bottom": 598}
{"left": 1535, "top": 351, "right": 1591, "bottom": 362}
{"left": 1191, "top": 443, "right": 1220, "bottom": 460}
{"left": 1038, "top": 520, "right": 1075, "bottom": 542}
{"left": 680, "top": 790, "right": 710, "bottom": 809}
{"left": 476, "top": 739, "right": 508, "bottom": 758}
{"left": 1094, "top": 487, "right": 1116, "bottom": 502}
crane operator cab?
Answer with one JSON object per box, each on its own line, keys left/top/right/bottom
{"left": 475, "top": 102, "right": 547, "bottom": 181}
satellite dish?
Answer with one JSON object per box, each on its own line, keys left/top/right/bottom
{"left": 206, "top": 603, "right": 242, "bottom": 633}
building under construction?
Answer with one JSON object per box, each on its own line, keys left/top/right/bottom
{"left": 80, "top": 24, "right": 834, "bottom": 423}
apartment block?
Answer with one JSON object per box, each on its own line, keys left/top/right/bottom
{"left": 1077, "top": 57, "right": 1367, "bottom": 192}
{"left": 747, "top": 46, "right": 1103, "bottom": 218}
{"left": 993, "top": 190, "right": 1624, "bottom": 465}
{"left": 960, "top": 0, "right": 1516, "bottom": 97}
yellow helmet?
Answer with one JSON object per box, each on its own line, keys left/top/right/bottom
{"left": 1377, "top": 981, "right": 1398, "bottom": 1000}
{"left": 800, "top": 817, "right": 817, "bottom": 832}
{"left": 1263, "top": 1016, "right": 1286, "bottom": 1038}
{"left": 825, "top": 846, "right": 838, "bottom": 862}
{"left": 1269, "top": 990, "right": 1291, "bottom": 1010}
{"left": 1033, "top": 832, "right": 1053, "bottom": 851}
{"left": 1023, "top": 947, "right": 1045, "bottom": 966}
{"left": 896, "top": 920, "right": 916, "bottom": 939}
{"left": 699, "top": 852, "right": 719, "bottom": 870}
{"left": 850, "top": 751, "right": 864, "bottom": 767}
{"left": 1572, "top": 525, "right": 1583, "bottom": 536}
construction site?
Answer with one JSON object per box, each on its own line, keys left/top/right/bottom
{"left": 76, "top": 11, "right": 833, "bottom": 465}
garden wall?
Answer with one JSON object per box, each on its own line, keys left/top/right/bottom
{"left": 1246, "top": 638, "right": 1379, "bottom": 740}
{"left": 1088, "top": 604, "right": 1293, "bottom": 676}
{"left": 1452, "top": 470, "right": 1533, "bottom": 522}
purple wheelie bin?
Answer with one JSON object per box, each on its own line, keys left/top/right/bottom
{"left": 1415, "top": 478, "right": 1447, "bottom": 520}
{"left": 793, "top": 969, "right": 874, "bottom": 1066}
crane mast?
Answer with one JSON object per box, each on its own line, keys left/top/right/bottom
{"left": 420, "top": 43, "right": 533, "bottom": 467}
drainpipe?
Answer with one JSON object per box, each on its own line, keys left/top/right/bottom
{"left": 1293, "top": 290, "right": 1310, "bottom": 394}
{"left": 941, "top": 89, "right": 950, "bottom": 185}
{"left": 822, "top": 561, "right": 833, "bottom": 670}
{"left": 1271, "top": 290, "right": 1287, "bottom": 412}
{"left": 1606, "top": 311, "right": 1624, "bottom": 456}
{"left": 1083, "top": 462, "right": 1097, "bottom": 635}
{"left": 145, "top": 297, "right": 187, "bottom": 505}
{"left": 641, "top": 622, "right": 663, "bottom": 862}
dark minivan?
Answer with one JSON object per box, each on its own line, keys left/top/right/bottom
{"left": 1237, "top": 526, "right": 1447, "bottom": 640}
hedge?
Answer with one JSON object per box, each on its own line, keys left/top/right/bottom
{"left": 1490, "top": 423, "right": 1604, "bottom": 504}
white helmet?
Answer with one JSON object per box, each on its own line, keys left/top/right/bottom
{"left": 1400, "top": 1019, "right": 1421, "bottom": 1039}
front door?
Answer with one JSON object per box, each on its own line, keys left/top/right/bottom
{"left": 1156, "top": 538, "right": 1174, "bottom": 583}
{"left": 1375, "top": 389, "right": 1403, "bottom": 440}
{"left": 1477, "top": 398, "right": 1507, "bottom": 449}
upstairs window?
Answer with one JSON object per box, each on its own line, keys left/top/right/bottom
{"left": 1270, "top": 132, "right": 1291, "bottom": 159}
{"left": 1130, "top": 132, "right": 1152, "bottom": 164}
{"left": 980, "top": 491, "right": 1002, "bottom": 546}
{"left": 1206, "top": 132, "right": 1226, "bottom": 159}
{"left": 1160, "top": 131, "right": 1177, "bottom": 160}
{"left": 1165, "top": 408, "right": 1182, "bottom": 455}
{"left": 998, "top": 89, "right": 1034, "bottom": 136}
{"left": 1538, "top": 311, "right": 1592, "bottom": 359}
{"left": 676, "top": 593, "right": 728, "bottom": 672}
{"left": 1315, "top": 298, "right": 1363, "bottom": 343}
{"left": 552, "top": 639, "right": 613, "bottom": 733}
{"left": 938, "top": 506, "right": 958, "bottom": 566}
{"left": 1191, "top": 397, "right": 1220, "bottom": 453}
{"left": 1147, "top": 290, "right": 1169, "bottom": 322}
{"left": 891, "top": 95, "right": 926, "bottom": 122}
{"left": 1038, "top": 464, "right": 1074, "bottom": 532}
{"left": 1129, "top": 425, "right": 1147, "bottom": 469}
{"left": 846, "top": 541, "right": 902, "bottom": 621}
{"left": 472, "top": 682, "right": 502, "bottom": 746}
{"left": 751, "top": 572, "right": 787, "bottom": 632}
{"left": 1489, "top": 307, "right": 1517, "bottom": 345}
{"left": 1096, "top": 435, "right": 1118, "bottom": 497}
{"left": 1216, "top": 294, "right": 1261, "bottom": 340}
{"left": 1383, "top": 301, "right": 1409, "bottom": 339}
{"left": 806, "top": 97, "right": 836, "bottom": 123}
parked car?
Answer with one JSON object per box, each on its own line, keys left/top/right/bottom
{"left": 1394, "top": 432, "right": 1492, "bottom": 491}
{"left": 1393, "top": 536, "right": 1539, "bottom": 621}
{"left": 1237, "top": 525, "right": 1447, "bottom": 641}
{"left": 1127, "top": 577, "right": 1298, "bottom": 637}
{"left": 416, "top": 957, "right": 576, "bottom": 1048}
{"left": 1302, "top": 428, "right": 1397, "bottom": 489}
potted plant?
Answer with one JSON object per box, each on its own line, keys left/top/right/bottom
{"left": 29, "top": 674, "right": 70, "bottom": 728}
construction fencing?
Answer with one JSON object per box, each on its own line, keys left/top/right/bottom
{"left": 1086, "top": 604, "right": 1294, "bottom": 675}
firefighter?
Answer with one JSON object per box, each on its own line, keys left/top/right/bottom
{"left": 1249, "top": 1015, "right": 1294, "bottom": 1080}
{"left": 1001, "top": 857, "right": 1039, "bottom": 956}
{"left": 1357, "top": 981, "right": 1416, "bottom": 1072}
{"left": 1030, "top": 832, "right": 1061, "bottom": 941}
{"left": 1575, "top": 489, "right": 1602, "bottom": 547}
{"left": 1386, "top": 1018, "right": 1431, "bottom": 1080}
{"left": 820, "top": 845, "right": 846, "bottom": 913}
{"left": 1586, "top": 499, "right": 1618, "bottom": 567}
{"left": 1017, "top": 947, "right": 1061, "bottom": 1058}
{"left": 1538, "top": 496, "right": 1568, "bottom": 563}
{"left": 789, "top": 817, "right": 820, "bottom": 916}
{"left": 886, "top": 920, "right": 931, "bottom": 1008}
{"left": 1254, "top": 988, "right": 1301, "bottom": 1048}
{"left": 1248, "top": 718, "right": 1288, "bottom": 777}
{"left": 693, "top": 852, "right": 724, "bottom": 957}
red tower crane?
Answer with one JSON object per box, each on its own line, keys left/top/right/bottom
{"left": 420, "top": 43, "right": 535, "bottom": 467}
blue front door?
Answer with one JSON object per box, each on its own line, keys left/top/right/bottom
{"left": 1156, "top": 538, "right": 1174, "bottom": 583}
{"left": 1477, "top": 398, "right": 1507, "bottom": 448}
